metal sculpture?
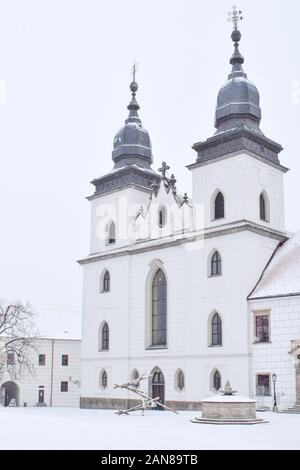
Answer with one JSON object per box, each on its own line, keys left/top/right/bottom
{"left": 113, "top": 373, "right": 179, "bottom": 415}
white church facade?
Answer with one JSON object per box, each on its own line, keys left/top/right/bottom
{"left": 78, "top": 20, "right": 300, "bottom": 411}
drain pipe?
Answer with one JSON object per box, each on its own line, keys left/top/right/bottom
{"left": 50, "top": 339, "right": 54, "bottom": 407}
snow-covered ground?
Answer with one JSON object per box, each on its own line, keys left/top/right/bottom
{"left": 0, "top": 407, "right": 299, "bottom": 450}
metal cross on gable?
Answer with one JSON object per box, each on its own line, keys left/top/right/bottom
{"left": 158, "top": 161, "right": 170, "bottom": 179}
{"left": 227, "top": 5, "right": 243, "bottom": 30}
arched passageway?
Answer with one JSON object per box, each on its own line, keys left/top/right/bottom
{"left": 0, "top": 381, "right": 20, "bottom": 407}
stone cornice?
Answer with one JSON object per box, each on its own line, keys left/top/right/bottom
{"left": 77, "top": 220, "right": 288, "bottom": 265}
{"left": 187, "top": 148, "right": 289, "bottom": 173}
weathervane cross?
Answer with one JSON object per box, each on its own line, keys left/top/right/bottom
{"left": 131, "top": 61, "right": 138, "bottom": 82}
{"left": 227, "top": 5, "right": 243, "bottom": 30}
{"left": 158, "top": 161, "right": 170, "bottom": 179}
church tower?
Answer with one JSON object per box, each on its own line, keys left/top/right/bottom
{"left": 188, "top": 8, "right": 287, "bottom": 233}
{"left": 88, "top": 68, "right": 160, "bottom": 254}
{"left": 184, "top": 7, "right": 288, "bottom": 401}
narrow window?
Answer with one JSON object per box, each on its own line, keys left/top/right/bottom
{"left": 260, "top": 193, "right": 267, "bottom": 221}
{"left": 176, "top": 370, "right": 185, "bottom": 391}
{"left": 211, "top": 313, "right": 222, "bottom": 346}
{"left": 102, "top": 270, "right": 110, "bottom": 292}
{"left": 62, "top": 355, "right": 69, "bottom": 366}
{"left": 214, "top": 192, "right": 224, "bottom": 220}
{"left": 211, "top": 251, "right": 222, "bottom": 276}
{"left": 101, "top": 370, "right": 108, "bottom": 389}
{"left": 256, "top": 374, "right": 271, "bottom": 396}
{"left": 106, "top": 221, "right": 116, "bottom": 245}
{"left": 152, "top": 269, "right": 167, "bottom": 346}
{"left": 61, "top": 381, "right": 68, "bottom": 392}
{"left": 131, "top": 369, "right": 139, "bottom": 381}
{"left": 101, "top": 322, "right": 109, "bottom": 351}
{"left": 213, "top": 370, "right": 221, "bottom": 391}
{"left": 255, "top": 314, "right": 270, "bottom": 343}
{"left": 39, "top": 354, "right": 46, "bottom": 366}
{"left": 158, "top": 206, "right": 167, "bottom": 228}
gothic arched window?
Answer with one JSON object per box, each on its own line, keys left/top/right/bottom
{"left": 260, "top": 192, "right": 269, "bottom": 222}
{"left": 102, "top": 270, "right": 110, "bottom": 292}
{"left": 106, "top": 221, "right": 116, "bottom": 245}
{"left": 211, "top": 251, "right": 222, "bottom": 277}
{"left": 176, "top": 369, "right": 185, "bottom": 391}
{"left": 101, "top": 322, "right": 109, "bottom": 351}
{"left": 101, "top": 370, "right": 108, "bottom": 389}
{"left": 213, "top": 370, "right": 221, "bottom": 391}
{"left": 214, "top": 192, "right": 225, "bottom": 220}
{"left": 152, "top": 269, "right": 167, "bottom": 346}
{"left": 211, "top": 313, "right": 222, "bottom": 346}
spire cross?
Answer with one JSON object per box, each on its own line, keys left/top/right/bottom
{"left": 158, "top": 161, "right": 170, "bottom": 179}
{"left": 227, "top": 5, "right": 243, "bottom": 30}
{"left": 131, "top": 61, "right": 138, "bottom": 83}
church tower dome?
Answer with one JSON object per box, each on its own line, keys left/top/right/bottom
{"left": 91, "top": 65, "right": 160, "bottom": 196}
{"left": 112, "top": 76, "right": 153, "bottom": 169}
{"left": 191, "top": 6, "right": 283, "bottom": 167}
{"left": 215, "top": 18, "right": 262, "bottom": 134}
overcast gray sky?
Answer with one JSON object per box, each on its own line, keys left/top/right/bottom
{"left": 0, "top": 0, "right": 299, "bottom": 318}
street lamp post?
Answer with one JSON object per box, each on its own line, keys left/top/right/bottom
{"left": 272, "top": 373, "right": 278, "bottom": 412}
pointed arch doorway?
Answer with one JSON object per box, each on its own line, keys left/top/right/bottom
{"left": 151, "top": 368, "right": 165, "bottom": 406}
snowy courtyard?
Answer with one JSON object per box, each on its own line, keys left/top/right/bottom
{"left": 0, "top": 407, "right": 299, "bottom": 450}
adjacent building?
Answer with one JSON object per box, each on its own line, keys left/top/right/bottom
{"left": 0, "top": 313, "right": 81, "bottom": 407}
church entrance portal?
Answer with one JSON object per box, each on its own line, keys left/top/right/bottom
{"left": 151, "top": 369, "right": 165, "bottom": 406}
{"left": 0, "top": 381, "right": 20, "bottom": 407}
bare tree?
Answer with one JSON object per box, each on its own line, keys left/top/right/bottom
{"left": 0, "top": 300, "right": 38, "bottom": 380}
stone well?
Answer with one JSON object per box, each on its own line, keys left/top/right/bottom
{"left": 192, "top": 381, "right": 267, "bottom": 425}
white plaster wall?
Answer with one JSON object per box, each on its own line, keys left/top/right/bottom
{"left": 81, "top": 228, "right": 279, "bottom": 403}
{"left": 249, "top": 296, "right": 300, "bottom": 410}
{"left": 190, "top": 153, "right": 285, "bottom": 232}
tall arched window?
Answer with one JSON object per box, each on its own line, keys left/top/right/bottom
{"left": 106, "top": 221, "right": 116, "bottom": 245}
{"left": 211, "top": 313, "right": 222, "bottom": 346}
{"left": 152, "top": 269, "right": 167, "bottom": 346}
{"left": 260, "top": 192, "right": 269, "bottom": 222}
{"left": 211, "top": 251, "right": 222, "bottom": 277}
{"left": 214, "top": 192, "right": 225, "bottom": 220}
{"left": 100, "top": 370, "right": 108, "bottom": 389}
{"left": 213, "top": 370, "right": 221, "bottom": 391}
{"left": 101, "top": 322, "right": 109, "bottom": 351}
{"left": 102, "top": 270, "right": 110, "bottom": 292}
{"left": 175, "top": 369, "right": 185, "bottom": 391}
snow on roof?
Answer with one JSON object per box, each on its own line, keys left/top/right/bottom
{"left": 249, "top": 231, "right": 300, "bottom": 300}
{"left": 34, "top": 309, "right": 81, "bottom": 341}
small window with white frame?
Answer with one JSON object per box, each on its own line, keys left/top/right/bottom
{"left": 253, "top": 310, "right": 271, "bottom": 343}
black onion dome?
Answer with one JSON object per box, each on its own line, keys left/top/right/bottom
{"left": 112, "top": 81, "right": 153, "bottom": 169}
{"left": 215, "top": 28, "right": 262, "bottom": 134}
